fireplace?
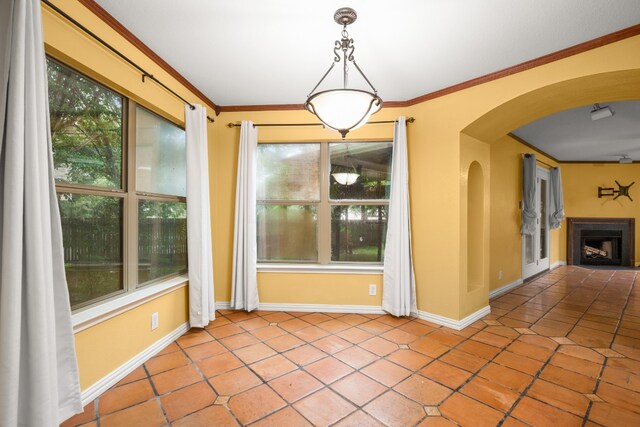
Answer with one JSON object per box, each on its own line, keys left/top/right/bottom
{"left": 567, "top": 218, "right": 635, "bottom": 267}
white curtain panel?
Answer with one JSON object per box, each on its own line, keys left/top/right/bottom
{"left": 549, "top": 167, "right": 565, "bottom": 229}
{"left": 185, "top": 105, "right": 216, "bottom": 327}
{"left": 231, "top": 121, "right": 259, "bottom": 311}
{"left": 521, "top": 154, "right": 537, "bottom": 236}
{"left": 383, "top": 117, "right": 417, "bottom": 317}
{"left": 0, "top": 0, "right": 83, "bottom": 424}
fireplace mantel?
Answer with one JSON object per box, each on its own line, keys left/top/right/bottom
{"left": 566, "top": 218, "right": 635, "bottom": 267}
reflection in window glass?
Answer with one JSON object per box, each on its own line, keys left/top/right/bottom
{"left": 331, "top": 205, "right": 388, "bottom": 262}
{"left": 58, "top": 193, "right": 124, "bottom": 307}
{"left": 257, "top": 205, "right": 318, "bottom": 261}
{"left": 136, "top": 107, "right": 186, "bottom": 197}
{"left": 138, "top": 200, "right": 188, "bottom": 284}
{"left": 47, "top": 59, "right": 123, "bottom": 188}
{"left": 330, "top": 142, "right": 392, "bottom": 200}
{"left": 257, "top": 144, "right": 320, "bottom": 201}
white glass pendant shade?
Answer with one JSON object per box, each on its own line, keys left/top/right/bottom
{"left": 306, "top": 89, "right": 382, "bottom": 137}
{"left": 332, "top": 172, "right": 359, "bottom": 185}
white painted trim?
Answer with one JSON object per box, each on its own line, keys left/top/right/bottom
{"left": 216, "top": 301, "right": 231, "bottom": 310}
{"left": 218, "top": 300, "right": 490, "bottom": 331}
{"left": 550, "top": 260, "right": 567, "bottom": 269}
{"left": 80, "top": 321, "right": 189, "bottom": 406}
{"left": 259, "top": 302, "right": 385, "bottom": 314}
{"left": 412, "top": 305, "right": 491, "bottom": 331}
{"left": 72, "top": 275, "right": 188, "bottom": 333}
{"left": 257, "top": 263, "right": 383, "bottom": 275}
{"left": 489, "top": 278, "right": 524, "bottom": 300}
{"left": 216, "top": 301, "right": 384, "bottom": 314}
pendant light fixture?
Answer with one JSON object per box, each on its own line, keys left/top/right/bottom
{"left": 332, "top": 145, "right": 360, "bottom": 185}
{"left": 305, "top": 7, "right": 382, "bottom": 138}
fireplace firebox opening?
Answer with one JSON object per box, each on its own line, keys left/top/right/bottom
{"left": 567, "top": 218, "right": 634, "bottom": 267}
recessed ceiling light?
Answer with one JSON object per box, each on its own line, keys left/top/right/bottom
{"left": 590, "top": 103, "right": 615, "bottom": 121}
{"left": 619, "top": 155, "right": 633, "bottom": 164}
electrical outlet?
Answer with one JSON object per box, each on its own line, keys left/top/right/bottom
{"left": 151, "top": 312, "right": 159, "bottom": 330}
{"left": 498, "top": 271, "right": 503, "bottom": 280}
{"left": 369, "top": 284, "right": 377, "bottom": 296}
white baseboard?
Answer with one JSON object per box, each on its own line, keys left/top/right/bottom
{"left": 412, "top": 305, "right": 491, "bottom": 331}
{"left": 216, "top": 301, "right": 384, "bottom": 314}
{"left": 259, "top": 302, "right": 386, "bottom": 314}
{"left": 80, "top": 321, "right": 189, "bottom": 406}
{"left": 550, "top": 260, "right": 567, "bottom": 269}
{"left": 216, "top": 302, "right": 231, "bottom": 310}
{"left": 489, "top": 278, "right": 524, "bottom": 300}
{"left": 216, "top": 301, "right": 490, "bottom": 331}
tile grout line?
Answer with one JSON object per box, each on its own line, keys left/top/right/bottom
{"left": 208, "top": 310, "right": 404, "bottom": 426}
{"left": 560, "top": 269, "right": 616, "bottom": 339}
{"left": 207, "top": 313, "right": 307, "bottom": 426}
{"left": 496, "top": 357, "right": 555, "bottom": 426}
{"left": 492, "top": 268, "right": 579, "bottom": 426}
{"left": 140, "top": 362, "right": 172, "bottom": 426}
{"left": 396, "top": 268, "right": 574, "bottom": 424}
{"left": 426, "top": 269, "right": 587, "bottom": 423}
{"left": 498, "top": 268, "right": 623, "bottom": 425}
{"left": 493, "top": 268, "right": 597, "bottom": 424}
{"left": 205, "top": 312, "right": 309, "bottom": 426}
{"left": 88, "top": 266, "right": 638, "bottom": 427}
{"left": 236, "top": 313, "right": 448, "bottom": 425}
{"left": 181, "top": 329, "right": 243, "bottom": 426}
{"left": 486, "top": 270, "right": 581, "bottom": 426}
{"left": 581, "top": 270, "right": 637, "bottom": 427}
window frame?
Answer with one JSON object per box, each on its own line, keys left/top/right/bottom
{"left": 48, "top": 56, "right": 188, "bottom": 312}
{"left": 256, "top": 140, "right": 391, "bottom": 266}
{"left": 130, "top": 104, "right": 188, "bottom": 289}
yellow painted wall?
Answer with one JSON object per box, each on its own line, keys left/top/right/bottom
{"left": 42, "top": 0, "right": 211, "bottom": 390}
{"left": 75, "top": 287, "right": 188, "bottom": 389}
{"left": 258, "top": 273, "right": 382, "bottom": 306}
{"left": 489, "top": 135, "right": 561, "bottom": 291}
{"left": 212, "top": 37, "right": 640, "bottom": 321}
{"left": 44, "top": 5, "right": 640, "bottom": 388}
{"left": 562, "top": 163, "right": 640, "bottom": 266}
{"left": 210, "top": 109, "right": 406, "bottom": 306}
{"left": 460, "top": 134, "right": 491, "bottom": 316}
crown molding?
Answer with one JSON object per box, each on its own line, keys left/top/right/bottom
{"left": 218, "top": 23, "right": 640, "bottom": 113}
{"left": 75, "top": 0, "right": 220, "bottom": 115}
{"left": 220, "top": 103, "right": 305, "bottom": 113}
{"left": 67, "top": 3, "right": 640, "bottom": 116}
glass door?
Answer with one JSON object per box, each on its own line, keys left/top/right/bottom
{"left": 522, "top": 167, "right": 550, "bottom": 279}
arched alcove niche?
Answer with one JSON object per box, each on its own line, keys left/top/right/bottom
{"left": 467, "top": 161, "right": 485, "bottom": 292}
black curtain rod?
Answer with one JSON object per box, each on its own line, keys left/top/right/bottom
{"left": 41, "top": 0, "right": 215, "bottom": 123}
{"left": 522, "top": 153, "right": 555, "bottom": 169}
{"left": 226, "top": 117, "right": 416, "bottom": 128}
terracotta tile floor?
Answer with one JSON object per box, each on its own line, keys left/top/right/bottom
{"left": 61, "top": 266, "right": 640, "bottom": 427}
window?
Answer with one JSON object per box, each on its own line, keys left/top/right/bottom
{"left": 47, "top": 58, "right": 187, "bottom": 309}
{"left": 257, "top": 141, "right": 392, "bottom": 264}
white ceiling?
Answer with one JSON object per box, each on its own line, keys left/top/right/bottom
{"left": 513, "top": 101, "right": 640, "bottom": 162}
{"left": 95, "top": 0, "right": 640, "bottom": 107}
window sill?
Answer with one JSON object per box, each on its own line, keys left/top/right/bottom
{"left": 71, "top": 274, "right": 189, "bottom": 333}
{"left": 257, "top": 263, "right": 384, "bottom": 275}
